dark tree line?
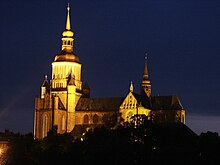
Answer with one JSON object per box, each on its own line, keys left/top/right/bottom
{"left": 1, "top": 117, "right": 220, "bottom": 165}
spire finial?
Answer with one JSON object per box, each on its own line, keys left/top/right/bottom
{"left": 67, "top": 2, "right": 70, "bottom": 11}
{"left": 45, "top": 75, "right": 48, "bottom": 80}
{"left": 66, "top": 3, "right": 71, "bottom": 30}
{"left": 61, "top": 2, "right": 74, "bottom": 52}
{"left": 130, "top": 81, "right": 134, "bottom": 92}
{"left": 145, "top": 53, "right": 148, "bottom": 62}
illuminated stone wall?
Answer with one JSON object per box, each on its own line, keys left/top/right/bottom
{"left": 51, "top": 62, "right": 82, "bottom": 90}
{"left": 75, "top": 111, "right": 116, "bottom": 125}
{"left": 119, "top": 92, "right": 151, "bottom": 122}
{"left": 34, "top": 108, "right": 52, "bottom": 139}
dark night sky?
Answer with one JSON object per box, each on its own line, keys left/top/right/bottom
{"left": 0, "top": 0, "right": 220, "bottom": 134}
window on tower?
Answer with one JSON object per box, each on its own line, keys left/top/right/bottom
{"left": 62, "top": 115, "right": 65, "bottom": 131}
{"left": 42, "top": 114, "right": 49, "bottom": 138}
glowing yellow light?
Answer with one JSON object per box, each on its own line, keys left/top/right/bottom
{"left": 62, "top": 30, "right": 74, "bottom": 37}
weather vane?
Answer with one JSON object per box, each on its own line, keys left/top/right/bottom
{"left": 145, "top": 52, "right": 148, "bottom": 61}
{"left": 67, "top": 2, "right": 70, "bottom": 11}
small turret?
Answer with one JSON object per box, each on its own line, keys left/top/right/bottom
{"left": 82, "top": 81, "right": 90, "bottom": 98}
{"left": 129, "top": 81, "right": 134, "bottom": 92}
{"left": 41, "top": 75, "right": 50, "bottom": 99}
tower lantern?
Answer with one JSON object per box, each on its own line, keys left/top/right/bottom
{"left": 61, "top": 3, "right": 74, "bottom": 52}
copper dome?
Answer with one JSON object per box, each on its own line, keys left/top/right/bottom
{"left": 54, "top": 50, "right": 80, "bottom": 63}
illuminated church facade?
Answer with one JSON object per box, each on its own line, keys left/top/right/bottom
{"left": 34, "top": 4, "right": 185, "bottom": 139}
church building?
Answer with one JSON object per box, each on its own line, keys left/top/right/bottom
{"left": 34, "top": 4, "right": 185, "bottom": 139}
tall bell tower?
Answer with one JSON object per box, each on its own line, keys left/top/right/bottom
{"left": 34, "top": 3, "right": 82, "bottom": 139}
{"left": 51, "top": 3, "right": 82, "bottom": 92}
{"left": 51, "top": 3, "right": 82, "bottom": 132}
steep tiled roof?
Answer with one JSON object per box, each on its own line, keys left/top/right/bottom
{"left": 150, "top": 96, "right": 183, "bottom": 110}
{"left": 76, "top": 97, "right": 124, "bottom": 111}
{"left": 132, "top": 92, "right": 150, "bottom": 108}
{"left": 76, "top": 95, "right": 183, "bottom": 112}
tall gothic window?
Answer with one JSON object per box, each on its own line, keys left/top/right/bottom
{"left": 62, "top": 115, "right": 65, "bottom": 131}
{"left": 93, "top": 114, "right": 99, "bottom": 124}
{"left": 83, "top": 115, "right": 89, "bottom": 124}
{"left": 42, "top": 114, "right": 49, "bottom": 138}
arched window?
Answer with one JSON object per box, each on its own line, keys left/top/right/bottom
{"left": 84, "top": 115, "right": 89, "bottom": 124}
{"left": 93, "top": 114, "right": 99, "bottom": 124}
{"left": 42, "top": 114, "right": 49, "bottom": 138}
{"left": 62, "top": 115, "right": 65, "bottom": 131}
{"left": 102, "top": 114, "right": 108, "bottom": 122}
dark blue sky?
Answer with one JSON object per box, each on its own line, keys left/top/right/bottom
{"left": 0, "top": 0, "right": 220, "bottom": 134}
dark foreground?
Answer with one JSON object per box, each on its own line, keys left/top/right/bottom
{"left": 1, "top": 123, "right": 220, "bottom": 165}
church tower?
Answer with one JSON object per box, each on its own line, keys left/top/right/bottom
{"left": 51, "top": 3, "right": 82, "bottom": 91}
{"left": 140, "top": 55, "right": 151, "bottom": 97}
{"left": 34, "top": 3, "right": 82, "bottom": 139}
{"left": 51, "top": 3, "right": 82, "bottom": 133}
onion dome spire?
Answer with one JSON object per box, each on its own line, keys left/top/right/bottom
{"left": 61, "top": 3, "right": 74, "bottom": 52}
{"left": 54, "top": 3, "right": 80, "bottom": 63}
